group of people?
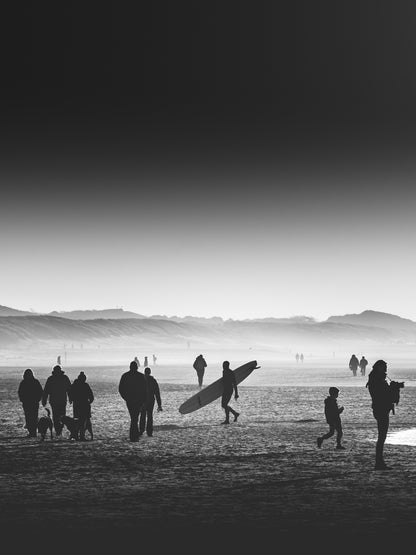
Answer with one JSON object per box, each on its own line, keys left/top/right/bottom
{"left": 18, "top": 365, "right": 94, "bottom": 440}
{"left": 18, "top": 357, "right": 402, "bottom": 470}
{"left": 134, "top": 355, "right": 157, "bottom": 368}
{"left": 349, "top": 354, "right": 368, "bottom": 376}
{"left": 295, "top": 353, "right": 304, "bottom": 363}
{"left": 318, "top": 359, "right": 403, "bottom": 470}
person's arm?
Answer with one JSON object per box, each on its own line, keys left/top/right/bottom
{"left": 18, "top": 382, "right": 23, "bottom": 402}
{"left": 67, "top": 377, "right": 73, "bottom": 404}
{"left": 118, "top": 375, "right": 126, "bottom": 400}
{"left": 41, "top": 380, "right": 49, "bottom": 406}
{"left": 154, "top": 379, "right": 162, "bottom": 410}
{"left": 36, "top": 380, "right": 43, "bottom": 403}
{"left": 88, "top": 385, "right": 94, "bottom": 404}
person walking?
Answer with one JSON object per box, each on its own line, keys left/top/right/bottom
{"left": 70, "top": 371, "right": 94, "bottom": 441}
{"left": 359, "top": 356, "right": 368, "bottom": 376}
{"left": 18, "top": 369, "right": 43, "bottom": 437}
{"left": 118, "top": 360, "right": 147, "bottom": 442}
{"left": 193, "top": 354, "right": 207, "bottom": 388}
{"left": 221, "top": 361, "right": 240, "bottom": 424}
{"left": 144, "top": 356, "right": 149, "bottom": 367}
{"left": 41, "top": 365, "right": 72, "bottom": 436}
{"left": 349, "top": 354, "right": 359, "bottom": 376}
{"left": 139, "top": 367, "right": 162, "bottom": 437}
{"left": 317, "top": 387, "right": 345, "bottom": 450}
{"left": 295, "top": 353, "right": 300, "bottom": 363}
{"left": 134, "top": 356, "right": 140, "bottom": 367}
{"left": 366, "top": 360, "right": 395, "bottom": 470}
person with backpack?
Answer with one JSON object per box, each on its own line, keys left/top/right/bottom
{"left": 349, "top": 354, "right": 359, "bottom": 376}
{"left": 193, "top": 354, "right": 207, "bottom": 388}
{"left": 139, "top": 367, "right": 162, "bottom": 437}
{"left": 41, "top": 365, "right": 72, "bottom": 436}
{"left": 317, "top": 386, "right": 345, "bottom": 450}
{"left": 366, "top": 360, "right": 403, "bottom": 470}
{"left": 70, "top": 371, "right": 94, "bottom": 441}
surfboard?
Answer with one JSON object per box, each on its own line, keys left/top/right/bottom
{"left": 178, "top": 360, "right": 260, "bottom": 415}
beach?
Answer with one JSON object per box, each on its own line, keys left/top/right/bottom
{"left": 2, "top": 361, "right": 416, "bottom": 550}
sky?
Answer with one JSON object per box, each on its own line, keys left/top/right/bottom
{"left": 1, "top": 2, "right": 416, "bottom": 321}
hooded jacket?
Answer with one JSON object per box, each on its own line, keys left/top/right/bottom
{"left": 42, "top": 367, "right": 72, "bottom": 406}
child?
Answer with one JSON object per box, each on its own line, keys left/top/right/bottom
{"left": 317, "top": 386, "right": 345, "bottom": 450}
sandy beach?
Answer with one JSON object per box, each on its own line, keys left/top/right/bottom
{"left": 2, "top": 361, "right": 416, "bottom": 551}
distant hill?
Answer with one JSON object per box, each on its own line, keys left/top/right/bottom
{"left": 0, "top": 305, "right": 34, "bottom": 317}
{"left": 48, "top": 308, "right": 146, "bottom": 320}
{"left": 326, "top": 310, "right": 416, "bottom": 332}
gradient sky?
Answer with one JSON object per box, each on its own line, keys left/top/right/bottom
{"left": 2, "top": 2, "right": 416, "bottom": 321}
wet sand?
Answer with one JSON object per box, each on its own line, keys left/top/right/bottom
{"left": 2, "top": 363, "right": 416, "bottom": 551}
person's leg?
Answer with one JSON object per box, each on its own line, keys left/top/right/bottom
{"left": 139, "top": 407, "right": 146, "bottom": 436}
{"left": 322, "top": 424, "right": 335, "bottom": 441}
{"left": 51, "top": 403, "right": 65, "bottom": 435}
{"left": 127, "top": 402, "right": 140, "bottom": 441}
{"left": 146, "top": 406, "right": 154, "bottom": 436}
{"left": 335, "top": 422, "right": 345, "bottom": 448}
{"left": 375, "top": 414, "right": 389, "bottom": 468}
{"left": 221, "top": 392, "right": 232, "bottom": 423}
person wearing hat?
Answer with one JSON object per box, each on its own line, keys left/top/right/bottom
{"left": 317, "top": 386, "right": 345, "bottom": 450}
{"left": 42, "top": 365, "right": 72, "bottom": 436}
{"left": 70, "top": 371, "right": 94, "bottom": 441}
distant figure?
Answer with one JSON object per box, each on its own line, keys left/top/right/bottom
{"left": 349, "top": 354, "right": 359, "bottom": 377}
{"left": 295, "top": 353, "right": 300, "bottom": 363}
{"left": 57, "top": 355, "right": 61, "bottom": 365}
{"left": 144, "top": 356, "right": 149, "bottom": 367}
{"left": 359, "top": 356, "right": 368, "bottom": 376}
{"left": 134, "top": 356, "right": 140, "bottom": 367}
{"left": 317, "top": 387, "right": 345, "bottom": 450}
{"left": 300, "top": 353, "right": 304, "bottom": 363}
{"left": 193, "top": 354, "right": 207, "bottom": 388}
{"left": 139, "top": 367, "right": 162, "bottom": 437}
{"left": 70, "top": 372, "right": 94, "bottom": 441}
{"left": 366, "top": 360, "right": 395, "bottom": 470}
{"left": 118, "top": 361, "right": 147, "bottom": 442}
{"left": 221, "top": 361, "right": 240, "bottom": 424}
{"left": 152, "top": 354, "right": 157, "bottom": 365}
{"left": 42, "top": 365, "right": 72, "bottom": 436}
{"left": 18, "top": 369, "right": 43, "bottom": 438}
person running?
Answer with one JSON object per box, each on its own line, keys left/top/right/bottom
{"left": 193, "top": 354, "right": 207, "bottom": 388}
{"left": 221, "top": 361, "right": 240, "bottom": 424}
{"left": 70, "top": 371, "right": 94, "bottom": 441}
{"left": 317, "top": 387, "right": 345, "bottom": 450}
{"left": 41, "top": 365, "right": 72, "bottom": 436}
{"left": 359, "top": 356, "right": 368, "bottom": 376}
{"left": 118, "top": 360, "right": 147, "bottom": 442}
{"left": 18, "top": 369, "right": 43, "bottom": 438}
{"left": 139, "top": 367, "right": 162, "bottom": 437}
{"left": 349, "top": 354, "right": 359, "bottom": 376}
{"left": 366, "top": 360, "right": 394, "bottom": 470}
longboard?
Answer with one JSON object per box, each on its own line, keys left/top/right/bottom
{"left": 179, "top": 360, "right": 260, "bottom": 415}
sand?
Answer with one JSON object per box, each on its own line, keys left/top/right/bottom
{"left": 1, "top": 362, "right": 416, "bottom": 551}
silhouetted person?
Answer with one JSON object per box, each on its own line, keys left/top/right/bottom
{"left": 42, "top": 365, "right": 72, "bottom": 436}
{"left": 18, "top": 369, "right": 43, "bottom": 437}
{"left": 300, "top": 353, "right": 304, "bottom": 363}
{"left": 317, "top": 387, "right": 345, "bottom": 450}
{"left": 144, "top": 356, "right": 149, "bottom": 367}
{"left": 366, "top": 359, "right": 394, "bottom": 470}
{"left": 118, "top": 360, "right": 147, "bottom": 442}
{"left": 193, "top": 354, "right": 207, "bottom": 388}
{"left": 221, "top": 361, "right": 240, "bottom": 424}
{"left": 295, "top": 353, "right": 299, "bottom": 363}
{"left": 70, "top": 371, "right": 94, "bottom": 441}
{"left": 57, "top": 355, "right": 61, "bottom": 365}
{"left": 152, "top": 354, "right": 157, "bottom": 365}
{"left": 134, "top": 356, "right": 140, "bottom": 367}
{"left": 139, "top": 367, "right": 162, "bottom": 437}
{"left": 359, "top": 356, "right": 368, "bottom": 376}
{"left": 349, "top": 354, "right": 359, "bottom": 376}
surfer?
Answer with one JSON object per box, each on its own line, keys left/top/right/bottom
{"left": 118, "top": 360, "right": 147, "bottom": 442}
{"left": 221, "top": 361, "right": 240, "bottom": 424}
{"left": 193, "top": 354, "right": 207, "bottom": 388}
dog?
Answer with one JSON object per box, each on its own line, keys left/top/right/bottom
{"left": 59, "top": 415, "right": 93, "bottom": 441}
{"left": 37, "top": 407, "right": 53, "bottom": 441}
